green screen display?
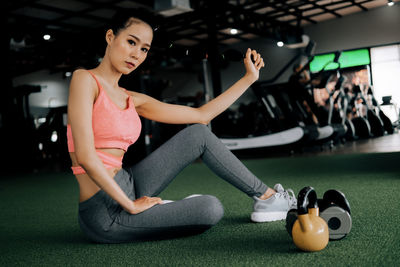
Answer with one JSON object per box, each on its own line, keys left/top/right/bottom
{"left": 310, "top": 48, "right": 370, "bottom": 73}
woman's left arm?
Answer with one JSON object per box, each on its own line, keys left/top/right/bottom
{"left": 133, "top": 48, "right": 264, "bottom": 124}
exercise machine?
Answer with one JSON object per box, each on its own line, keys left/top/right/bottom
{"left": 217, "top": 42, "right": 318, "bottom": 150}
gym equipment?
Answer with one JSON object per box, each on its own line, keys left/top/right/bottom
{"left": 380, "top": 96, "right": 400, "bottom": 128}
{"left": 326, "top": 71, "right": 357, "bottom": 141}
{"left": 287, "top": 188, "right": 352, "bottom": 241}
{"left": 341, "top": 87, "right": 358, "bottom": 140}
{"left": 366, "top": 87, "right": 394, "bottom": 135}
{"left": 206, "top": 44, "right": 318, "bottom": 150}
{"left": 363, "top": 89, "right": 385, "bottom": 137}
{"left": 254, "top": 83, "right": 320, "bottom": 143}
{"left": 310, "top": 52, "right": 349, "bottom": 143}
{"left": 220, "top": 127, "right": 304, "bottom": 150}
{"left": 351, "top": 113, "right": 372, "bottom": 139}
{"left": 37, "top": 106, "right": 70, "bottom": 169}
{"left": 284, "top": 51, "right": 348, "bottom": 146}
{"left": 318, "top": 190, "right": 352, "bottom": 240}
{"left": 350, "top": 85, "right": 375, "bottom": 138}
{"left": 287, "top": 186, "right": 329, "bottom": 252}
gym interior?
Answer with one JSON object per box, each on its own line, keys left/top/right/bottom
{"left": 2, "top": 0, "right": 400, "bottom": 266}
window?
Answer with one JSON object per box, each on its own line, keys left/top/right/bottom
{"left": 370, "top": 44, "right": 400, "bottom": 122}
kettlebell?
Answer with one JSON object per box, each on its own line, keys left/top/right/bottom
{"left": 290, "top": 186, "right": 329, "bottom": 252}
{"left": 318, "top": 189, "right": 352, "bottom": 240}
{"left": 287, "top": 189, "right": 352, "bottom": 241}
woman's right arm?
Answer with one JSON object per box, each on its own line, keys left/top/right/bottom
{"left": 67, "top": 70, "right": 161, "bottom": 214}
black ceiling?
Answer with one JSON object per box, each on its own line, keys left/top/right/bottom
{"left": 6, "top": 0, "right": 390, "bottom": 77}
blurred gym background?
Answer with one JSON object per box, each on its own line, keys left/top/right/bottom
{"left": 3, "top": 0, "right": 400, "bottom": 173}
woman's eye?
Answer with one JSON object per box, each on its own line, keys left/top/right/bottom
{"left": 141, "top": 48, "right": 149, "bottom": 53}
{"left": 128, "top": 40, "right": 136, "bottom": 45}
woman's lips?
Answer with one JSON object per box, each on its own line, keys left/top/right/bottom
{"left": 126, "top": 62, "right": 135, "bottom": 69}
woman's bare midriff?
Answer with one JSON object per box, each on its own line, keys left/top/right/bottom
{"left": 69, "top": 148, "right": 125, "bottom": 203}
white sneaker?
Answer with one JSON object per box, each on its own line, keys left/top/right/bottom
{"left": 161, "top": 194, "right": 204, "bottom": 204}
{"left": 251, "top": 184, "right": 297, "bottom": 222}
{"left": 161, "top": 200, "right": 174, "bottom": 204}
{"left": 184, "top": 194, "right": 203, "bottom": 199}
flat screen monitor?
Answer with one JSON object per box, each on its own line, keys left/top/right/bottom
{"left": 310, "top": 48, "right": 370, "bottom": 73}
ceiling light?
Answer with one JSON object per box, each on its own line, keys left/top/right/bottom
{"left": 230, "top": 28, "right": 238, "bottom": 35}
{"left": 51, "top": 131, "right": 58, "bottom": 142}
{"left": 387, "top": 0, "right": 394, "bottom": 6}
{"left": 277, "top": 41, "right": 284, "bottom": 47}
{"left": 43, "top": 34, "right": 51, "bottom": 41}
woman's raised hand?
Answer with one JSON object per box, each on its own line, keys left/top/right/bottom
{"left": 244, "top": 48, "right": 265, "bottom": 82}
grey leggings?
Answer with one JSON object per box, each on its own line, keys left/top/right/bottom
{"left": 78, "top": 124, "right": 268, "bottom": 243}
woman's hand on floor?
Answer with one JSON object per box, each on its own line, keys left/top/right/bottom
{"left": 126, "top": 196, "right": 163, "bottom": 214}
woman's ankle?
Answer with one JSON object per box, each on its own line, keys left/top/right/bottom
{"left": 259, "top": 188, "right": 276, "bottom": 200}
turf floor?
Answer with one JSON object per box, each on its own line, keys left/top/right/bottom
{"left": 1, "top": 152, "right": 399, "bottom": 266}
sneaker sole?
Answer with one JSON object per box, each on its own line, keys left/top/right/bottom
{"left": 251, "top": 211, "right": 287, "bottom": 222}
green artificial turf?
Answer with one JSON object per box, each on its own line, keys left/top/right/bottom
{"left": 1, "top": 152, "right": 399, "bottom": 266}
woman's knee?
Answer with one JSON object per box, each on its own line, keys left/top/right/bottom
{"left": 191, "top": 195, "right": 224, "bottom": 226}
{"left": 186, "top": 124, "right": 211, "bottom": 136}
{"left": 181, "top": 124, "right": 212, "bottom": 144}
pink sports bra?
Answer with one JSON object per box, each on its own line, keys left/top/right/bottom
{"left": 67, "top": 70, "right": 142, "bottom": 175}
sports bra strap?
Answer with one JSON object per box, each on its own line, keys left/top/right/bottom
{"left": 86, "top": 70, "right": 128, "bottom": 93}
{"left": 87, "top": 70, "right": 103, "bottom": 91}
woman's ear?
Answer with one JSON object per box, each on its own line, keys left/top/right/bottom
{"left": 105, "top": 29, "right": 115, "bottom": 45}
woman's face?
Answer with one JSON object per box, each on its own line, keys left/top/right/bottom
{"left": 107, "top": 21, "right": 153, "bottom": 74}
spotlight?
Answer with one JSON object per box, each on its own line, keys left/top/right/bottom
{"left": 51, "top": 131, "right": 58, "bottom": 142}
{"left": 43, "top": 34, "right": 51, "bottom": 41}
{"left": 277, "top": 41, "right": 284, "bottom": 47}
{"left": 387, "top": 0, "right": 394, "bottom": 6}
{"left": 230, "top": 28, "right": 238, "bottom": 35}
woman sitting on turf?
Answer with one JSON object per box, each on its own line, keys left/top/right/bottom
{"left": 67, "top": 8, "right": 297, "bottom": 243}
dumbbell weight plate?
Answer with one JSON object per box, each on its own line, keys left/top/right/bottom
{"left": 285, "top": 209, "right": 298, "bottom": 236}
{"left": 319, "top": 206, "right": 352, "bottom": 240}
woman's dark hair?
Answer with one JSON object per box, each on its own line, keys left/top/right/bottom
{"left": 109, "top": 8, "right": 159, "bottom": 36}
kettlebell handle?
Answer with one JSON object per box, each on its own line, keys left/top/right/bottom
{"left": 297, "top": 186, "right": 318, "bottom": 215}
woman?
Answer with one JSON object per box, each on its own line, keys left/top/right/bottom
{"left": 67, "top": 9, "right": 296, "bottom": 243}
